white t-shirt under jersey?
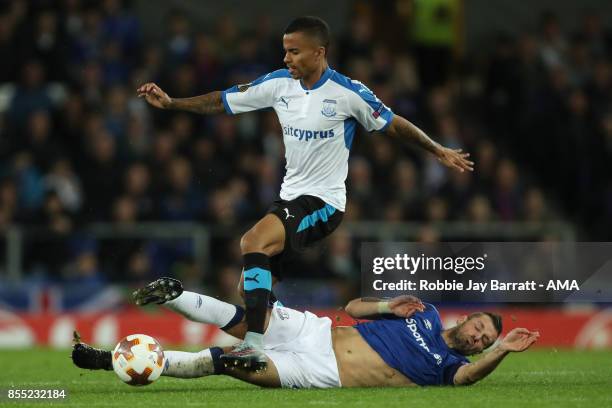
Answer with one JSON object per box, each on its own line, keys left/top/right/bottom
{"left": 221, "top": 67, "right": 394, "bottom": 212}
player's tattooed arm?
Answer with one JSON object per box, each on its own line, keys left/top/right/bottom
{"left": 385, "top": 115, "right": 474, "bottom": 173}
{"left": 166, "top": 91, "right": 226, "bottom": 114}
{"left": 137, "top": 83, "right": 225, "bottom": 114}
{"left": 344, "top": 296, "right": 424, "bottom": 319}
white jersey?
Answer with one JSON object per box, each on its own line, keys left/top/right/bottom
{"left": 221, "top": 67, "right": 394, "bottom": 211}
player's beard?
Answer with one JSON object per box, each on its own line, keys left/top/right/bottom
{"left": 446, "top": 325, "right": 475, "bottom": 356}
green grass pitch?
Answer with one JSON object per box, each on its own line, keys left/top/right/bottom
{"left": 0, "top": 349, "right": 610, "bottom": 407}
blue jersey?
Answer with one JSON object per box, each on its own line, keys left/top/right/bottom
{"left": 355, "top": 303, "right": 469, "bottom": 386}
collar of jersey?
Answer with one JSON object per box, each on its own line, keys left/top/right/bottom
{"left": 299, "top": 67, "right": 333, "bottom": 91}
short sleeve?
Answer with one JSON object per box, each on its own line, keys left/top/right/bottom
{"left": 442, "top": 359, "right": 469, "bottom": 385}
{"left": 345, "top": 80, "right": 394, "bottom": 132}
{"left": 221, "top": 69, "right": 290, "bottom": 115}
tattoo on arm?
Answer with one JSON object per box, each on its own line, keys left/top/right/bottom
{"left": 168, "top": 91, "right": 225, "bottom": 115}
{"left": 389, "top": 116, "right": 440, "bottom": 155}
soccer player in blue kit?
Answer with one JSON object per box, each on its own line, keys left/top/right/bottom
{"left": 73, "top": 287, "right": 540, "bottom": 388}
{"left": 136, "top": 16, "right": 474, "bottom": 370}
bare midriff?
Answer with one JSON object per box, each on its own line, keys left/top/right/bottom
{"left": 331, "top": 326, "right": 416, "bottom": 387}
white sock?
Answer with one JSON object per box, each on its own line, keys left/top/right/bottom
{"left": 162, "top": 349, "right": 215, "bottom": 378}
{"left": 164, "top": 291, "right": 240, "bottom": 328}
{"left": 244, "top": 331, "right": 264, "bottom": 350}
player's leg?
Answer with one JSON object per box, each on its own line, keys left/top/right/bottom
{"left": 162, "top": 347, "right": 224, "bottom": 378}
{"left": 72, "top": 338, "right": 281, "bottom": 386}
{"left": 222, "top": 213, "right": 285, "bottom": 368}
{"left": 133, "top": 277, "right": 278, "bottom": 340}
{"left": 162, "top": 346, "right": 282, "bottom": 386}
{"left": 237, "top": 270, "right": 280, "bottom": 302}
{"left": 224, "top": 356, "right": 282, "bottom": 388}
{"left": 225, "top": 196, "right": 343, "bottom": 370}
{"left": 165, "top": 292, "right": 271, "bottom": 340}
{"left": 164, "top": 289, "right": 246, "bottom": 335}
{"left": 72, "top": 340, "right": 223, "bottom": 379}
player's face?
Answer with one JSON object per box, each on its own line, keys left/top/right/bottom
{"left": 450, "top": 315, "right": 499, "bottom": 356}
{"left": 283, "top": 32, "right": 325, "bottom": 80}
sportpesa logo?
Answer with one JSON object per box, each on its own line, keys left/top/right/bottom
{"left": 283, "top": 126, "right": 335, "bottom": 141}
{"left": 406, "top": 318, "right": 431, "bottom": 352}
{"left": 406, "top": 318, "right": 443, "bottom": 365}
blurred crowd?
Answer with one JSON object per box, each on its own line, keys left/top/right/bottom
{"left": 0, "top": 0, "right": 610, "bottom": 304}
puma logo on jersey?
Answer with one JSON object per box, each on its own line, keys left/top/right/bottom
{"left": 277, "top": 96, "right": 290, "bottom": 109}
{"left": 244, "top": 274, "right": 259, "bottom": 283}
{"left": 283, "top": 208, "right": 295, "bottom": 219}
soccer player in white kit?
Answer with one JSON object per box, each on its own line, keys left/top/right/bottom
{"left": 136, "top": 16, "right": 474, "bottom": 370}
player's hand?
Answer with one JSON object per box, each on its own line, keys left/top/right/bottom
{"left": 388, "top": 295, "right": 425, "bottom": 318}
{"left": 137, "top": 82, "right": 172, "bottom": 109}
{"left": 436, "top": 147, "right": 474, "bottom": 173}
{"left": 498, "top": 328, "right": 540, "bottom": 352}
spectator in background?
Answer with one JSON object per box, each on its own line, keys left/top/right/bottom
{"left": 538, "top": 11, "right": 567, "bottom": 70}
{"left": 80, "top": 129, "right": 122, "bottom": 220}
{"left": 69, "top": 5, "right": 104, "bottom": 65}
{"left": 0, "top": 179, "right": 19, "bottom": 228}
{"left": 347, "top": 157, "right": 378, "bottom": 218}
{"left": 101, "top": 0, "right": 140, "bottom": 61}
{"left": 0, "top": 0, "right": 28, "bottom": 82}
{"left": 494, "top": 159, "right": 521, "bottom": 221}
{"left": 123, "top": 162, "right": 154, "bottom": 219}
{"left": 522, "top": 187, "right": 548, "bottom": 223}
{"left": 19, "top": 8, "right": 67, "bottom": 82}
{"left": 43, "top": 158, "right": 83, "bottom": 213}
{"left": 25, "top": 190, "right": 73, "bottom": 279}
{"left": 23, "top": 110, "right": 64, "bottom": 170}
{"left": 165, "top": 9, "right": 193, "bottom": 69}
{"left": 112, "top": 195, "right": 138, "bottom": 225}
{"left": 104, "top": 85, "right": 129, "bottom": 138}
{"left": 12, "top": 152, "right": 44, "bottom": 212}
{"left": 102, "top": 194, "right": 150, "bottom": 282}
{"left": 465, "top": 195, "right": 494, "bottom": 224}
{"left": 62, "top": 237, "right": 105, "bottom": 287}
{"left": 8, "top": 61, "right": 55, "bottom": 129}
{"left": 393, "top": 159, "right": 422, "bottom": 218}
{"left": 159, "top": 156, "right": 203, "bottom": 221}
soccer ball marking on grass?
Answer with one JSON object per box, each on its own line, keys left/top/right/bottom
{"left": 112, "top": 334, "right": 165, "bottom": 386}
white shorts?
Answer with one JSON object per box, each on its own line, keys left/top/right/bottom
{"left": 263, "top": 306, "right": 341, "bottom": 389}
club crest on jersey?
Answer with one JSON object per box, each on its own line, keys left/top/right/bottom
{"left": 276, "top": 308, "right": 290, "bottom": 320}
{"left": 321, "top": 99, "right": 337, "bottom": 117}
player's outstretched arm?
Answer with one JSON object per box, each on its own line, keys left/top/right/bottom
{"left": 344, "top": 295, "right": 425, "bottom": 319}
{"left": 385, "top": 115, "right": 474, "bottom": 173}
{"left": 453, "top": 327, "right": 540, "bottom": 386}
{"left": 136, "top": 82, "right": 225, "bottom": 114}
